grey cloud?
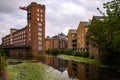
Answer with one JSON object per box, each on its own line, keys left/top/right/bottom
{"left": 0, "top": 0, "right": 111, "bottom": 44}
{"left": 0, "top": 0, "right": 19, "bottom": 14}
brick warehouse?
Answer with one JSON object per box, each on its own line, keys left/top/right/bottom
{"left": 2, "top": 2, "right": 45, "bottom": 57}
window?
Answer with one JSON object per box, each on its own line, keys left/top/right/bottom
{"left": 29, "top": 38, "right": 31, "bottom": 41}
{"left": 41, "top": 15, "right": 43, "bottom": 17}
{"left": 38, "top": 46, "right": 42, "bottom": 50}
{"left": 38, "top": 27, "right": 42, "bottom": 32}
{"left": 38, "top": 23, "right": 42, "bottom": 26}
{"left": 38, "top": 41, "right": 42, "bottom": 45}
{"left": 37, "top": 9, "right": 39, "bottom": 12}
{"left": 29, "top": 24, "right": 31, "bottom": 27}
{"left": 37, "top": 18, "right": 39, "bottom": 21}
{"left": 37, "top": 13, "right": 39, "bottom": 16}
{"left": 41, "top": 10, "right": 43, "bottom": 13}
{"left": 41, "top": 19, "right": 43, "bottom": 22}
{"left": 29, "top": 33, "right": 31, "bottom": 36}
{"left": 38, "top": 32, "right": 42, "bottom": 36}
{"left": 38, "top": 37, "right": 42, "bottom": 40}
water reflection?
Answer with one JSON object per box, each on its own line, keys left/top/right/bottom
{"left": 37, "top": 56, "right": 120, "bottom": 80}
{"left": 7, "top": 56, "right": 120, "bottom": 80}
{"left": 41, "top": 56, "right": 67, "bottom": 73}
{"left": 67, "top": 61, "right": 120, "bottom": 80}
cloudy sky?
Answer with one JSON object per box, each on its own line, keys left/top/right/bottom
{"left": 0, "top": 0, "right": 111, "bottom": 44}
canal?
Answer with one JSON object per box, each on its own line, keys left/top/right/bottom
{"left": 3, "top": 55, "right": 120, "bottom": 80}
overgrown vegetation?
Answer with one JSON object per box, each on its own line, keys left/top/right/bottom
{"left": 88, "top": 0, "right": 120, "bottom": 66}
{"left": 0, "top": 49, "right": 6, "bottom": 76}
{"left": 46, "top": 49, "right": 89, "bottom": 57}
{"left": 57, "top": 54, "right": 103, "bottom": 66}
{"left": 7, "top": 63, "right": 69, "bottom": 80}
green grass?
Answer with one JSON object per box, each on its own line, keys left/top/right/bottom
{"left": 57, "top": 54, "right": 107, "bottom": 67}
{"left": 7, "top": 62, "right": 70, "bottom": 80}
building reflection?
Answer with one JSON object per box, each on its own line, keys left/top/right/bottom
{"left": 67, "top": 60, "right": 120, "bottom": 80}
{"left": 7, "top": 55, "right": 120, "bottom": 80}
{"left": 44, "top": 56, "right": 67, "bottom": 72}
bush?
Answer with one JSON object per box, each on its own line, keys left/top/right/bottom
{"left": 51, "top": 49, "right": 59, "bottom": 55}
{"left": 72, "top": 50, "right": 81, "bottom": 56}
{"left": 63, "top": 49, "right": 74, "bottom": 55}
{"left": 80, "top": 51, "right": 89, "bottom": 57}
{"left": 45, "top": 49, "right": 50, "bottom": 54}
{"left": 71, "top": 50, "right": 89, "bottom": 57}
{"left": 45, "top": 49, "right": 89, "bottom": 58}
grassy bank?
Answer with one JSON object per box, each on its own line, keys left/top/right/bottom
{"left": 57, "top": 54, "right": 107, "bottom": 67}
{"left": 7, "top": 62, "right": 69, "bottom": 80}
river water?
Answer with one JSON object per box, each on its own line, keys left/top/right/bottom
{"left": 5, "top": 56, "right": 120, "bottom": 80}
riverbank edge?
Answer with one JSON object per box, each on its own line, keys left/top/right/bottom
{"left": 57, "top": 54, "right": 108, "bottom": 67}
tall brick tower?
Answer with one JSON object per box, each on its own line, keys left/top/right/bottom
{"left": 2, "top": 2, "right": 45, "bottom": 57}
{"left": 27, "top": 2, "right": 45, "bottom": 54}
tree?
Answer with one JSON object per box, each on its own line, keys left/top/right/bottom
{"left": 88, "top": 0, "right": 120, "bottom": 65}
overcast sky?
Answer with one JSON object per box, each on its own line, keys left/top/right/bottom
{"left": 0, "top": 0, "right": 111, "bottom": 44}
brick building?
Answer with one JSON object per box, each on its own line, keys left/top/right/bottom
{"left": 77, "top": 21, "right": 90, "bottom": 50}
{"left": 2, "top": 2, "right": 45, "bottom": 57}
{"left": 45, "top": 33, "right": 67, "bottom": 51}
{"left": 68, "top": 29, "right": 77, "bottom": 49}
{"left": 45, "top": 36, "right": 51, "bottom": 51}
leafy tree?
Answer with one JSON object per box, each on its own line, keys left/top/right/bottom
{"left": 88, "top": 0, "right": 120, "bottom": 65}
{"left": 88, "top": 0, "right": 120, "bottom": 52}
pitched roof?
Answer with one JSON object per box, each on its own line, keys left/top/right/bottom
{"left": 69, "top": 29, "right": 77, "bottom": 33}
{"left": 51, "top": 33, "right": 66, "bottom": 39}
{"left": 93, "top": 16, "right": 104, "bottom": 21}
{"left": 81, "top": 21, "right": 90, "bottom": 26}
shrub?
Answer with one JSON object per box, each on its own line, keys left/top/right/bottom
{"left": 80, "top": 51, "right": 89, "bottom": 57}
{"left": 51, "top": 49, "right": 61, "bottom": 55}
{"left": 72, "top": 50, "right": 81, "bottom": 56}
{"left": 63, "top": 49, "right": 74, "bottom": 55}
{"left": 45, "top": 49, "right": 50, "bottom": 54}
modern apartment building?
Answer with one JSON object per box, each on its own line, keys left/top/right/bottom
{"left": 2, "top": 2, "right": 45, "bottom": 56}
{"left": 68, "top": 29, "right": 77, "bottom": 49}
{"left": 77, "top": 21, "right": 90, "bottom": 50}
{"left": 45, "top": 33, "right": 67, "bottom": 50}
